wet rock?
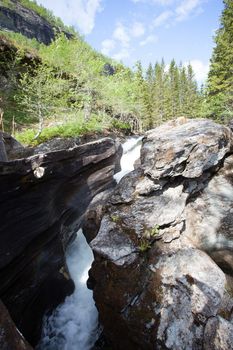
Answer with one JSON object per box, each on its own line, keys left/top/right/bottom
{"left": 0, "top": 300, "right": 32, "bottom": 350}
{"left": 0, "top": 136, "right": 120, "bottom": 346}
{"left": 90, "top": 118, "right": 233, "bottom": 349}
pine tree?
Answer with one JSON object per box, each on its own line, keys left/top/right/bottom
{"left": 166, "top": 59, "right": 180, "bottom": 119}
{"left": 153, "top": 60, "right": 166, "bottom": 124}
{"left": 207, "top": 0, "right": 233, "bottom": 121}
{"left": 144, "top": 63, "right": 154, "bottom": 128}
{"left": 186, "top": 64, "right": 199, "bottom": 117}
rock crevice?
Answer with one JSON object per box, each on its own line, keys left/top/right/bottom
{"left": 0, "top": 135, "right": 121, "bottom": 346}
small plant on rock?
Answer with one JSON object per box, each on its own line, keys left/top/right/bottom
{"left": 139, "top": 239, "right": 151, "bottom": 253}
{"left": 110, "top": 214, "right": 120, "bottom": 223}
{"left": 144, "top": 224, "right": 160, "bottom": 239}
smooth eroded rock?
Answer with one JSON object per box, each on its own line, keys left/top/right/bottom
{"left": 0, "top": 136, "right": 120, "bottom": 346}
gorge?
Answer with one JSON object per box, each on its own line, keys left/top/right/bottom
{"left": 1, "top": 119, "right": 233, "bottom": 350}
{"left": 37, "top": 136, "right": 142, "bottom": 350}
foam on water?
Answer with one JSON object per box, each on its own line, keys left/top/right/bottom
{"left": 38, "top": 136, "right": 142, "bottom": 350}
{"left": 114, "top": 136, "right": 143, "bottom": 183}
{"left": 38, "top": 230, "right": 98, "bottom": 350}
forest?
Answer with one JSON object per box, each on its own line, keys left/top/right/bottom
{"left": 0, "top": 0, "right": 232, "bottom": 145}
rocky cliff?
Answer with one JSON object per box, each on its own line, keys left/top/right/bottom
{"left": 0, "top": 0, "right": 72, "bottom": 44}
{"left": 90, "top": 118, "right": 233, "bottom": 350}
{"left": 0, "top": 134, "right": 121, "bottom": 347}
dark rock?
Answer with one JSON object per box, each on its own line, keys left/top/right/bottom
{"left": 0, "top": 0, "right": 72, "bottom": 45}
{"left": 0, "top": 132, "right": 25, "bottom": 160}
{"left": 0, "top": 132, "right": 7, "bottom": 161}
{"left": 0, "top": 136, "right": 120, "bottom": 346}
{"left": 90, "top": 118, "right": 233, "bottom": 349}
{"left": 0, "top": 299, "right": 33, "bottom": 350}
{"left": 102, "top": 63, "right": 115, "bottom": 76}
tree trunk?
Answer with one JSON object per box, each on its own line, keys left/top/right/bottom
{"left": 34, "top": 107, "right": 43, "bottom": 140}
{"left": 0, "top": 110, "right": 4, "bottom": 132}
{"left": 0, "top": 133, "right": 7, "bottom": 162}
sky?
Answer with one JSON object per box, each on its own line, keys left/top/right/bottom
{"left": 38, "top": 0, "right": 224, "bottom": 83}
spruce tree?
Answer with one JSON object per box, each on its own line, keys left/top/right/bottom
{"left": 207, "top": 0, "right": 233, "bottom": 121}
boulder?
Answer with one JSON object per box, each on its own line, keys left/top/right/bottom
{"left": 90, "top": 118, "right": 233, "bottom": 349}
{"left": 0, "top": 136, "right": 121, "bottom": 346}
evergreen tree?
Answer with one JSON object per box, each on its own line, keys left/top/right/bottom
{"left": 144, "top": 63, "right": 155, "bottom": 128}
{"left": 207, "top": 0, "right": 233, "bottom": 121}
{"left": 153, "top": 60, "right": 166, "bottom": 124}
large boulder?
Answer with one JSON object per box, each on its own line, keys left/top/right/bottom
{"left": 90, "top": 118, "right": 233, "bottom": 350}
{"left": 0, "top": 136, "right": 121, "bottom": 346}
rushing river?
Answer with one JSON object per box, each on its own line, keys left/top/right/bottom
{"left": 38, "top": 136, "right": 142, "bottom": 350}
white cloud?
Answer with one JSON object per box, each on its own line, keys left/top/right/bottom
{"left": 185, "top": 59, "right": 209, "bottom": 82}
{"left": 153, "top": 10, "right": 173, "bottom": 27}
{"left": 175, "top": 0, "right": 203, "bottom": 21}
{"left": 140, "top": 35, "right": 158, "bottom": 46}
{"left": 152, "top": 0, "right": 176, "bottom": 4}
{"left": 130, "top": 22, "right": 145, "bottom": 37}
{"left": 113, "top": 23, "right": 130, "bottom": 47}
{"left": 131, "top": 0, "right": 175, "bottom": 4}
{"left": 101, "top": 39, "right": 116, "bottom": 55}
{"left": 38, "top": 0, "right": 102, "bottom": 35}
{"left": 112, "top": 48, "right": 130, "bottom": 61}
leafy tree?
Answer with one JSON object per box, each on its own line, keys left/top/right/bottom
{"left": 16, "top": 64, "right": 70, "bottom": 138}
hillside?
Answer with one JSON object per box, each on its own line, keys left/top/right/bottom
{"left": 0, "top": 0, "right": 204, "bottom": 145}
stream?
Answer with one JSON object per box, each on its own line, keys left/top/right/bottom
{"left": 38, "top": 136, "right": 142, "bottom": 350}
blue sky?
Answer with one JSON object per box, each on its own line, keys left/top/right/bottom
{"left": 38, "top": 0, "right": 223, "bottom": 83}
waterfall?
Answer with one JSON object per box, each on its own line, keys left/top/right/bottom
{"left": 114, "top": 136, "right": 143, "bottom": 183}
{"left": 37, "top": 230, "right": 98, "bottom": 350}
{"left": 38, "top": 136, "right": 142, "bottom": 350}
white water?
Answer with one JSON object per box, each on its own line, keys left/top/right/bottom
{"left": 38, "top": 136, "right": 142, "bottom": 350}
{"left": 114, "top": 136, "right": 143, "bottom": 183}
{"left": 38, "top": 230, "right": 98, "bottom": 350}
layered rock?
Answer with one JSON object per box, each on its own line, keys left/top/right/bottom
{"left": 0, "top": 136, "right": 121, "bottom": 346}
{"left": 90, "top": 118, "right": 233, "bottom": 350}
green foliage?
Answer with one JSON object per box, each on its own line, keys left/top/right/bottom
{"left": 207, "top": 0, "right": 233, "bottom": 121}
{"left": 144, "top": 225, "right": 160, "bottom": 240}
{"left": 138, "top": 239, "right": 151, "bottom": 253}
{"left": 15, "top": 63, "right": 70, "bottom": 138}
{"left": 0, "top": 0, "right": 204, "bottom": 140}
{"left": 15, "top": 113, "right": 127, "bottom": 146}
{"left": 134, "top": 59, "right": 202, "bottom": 130}
{"left": 0, "top": 30, "right": 41, "bottom": 51}
{"left": 15, "top": 117, "right": 98, "bottom": 146}
{"left": 110, "top": 215, "right": 120, "bottom": 223}
{"left": 110, "top": 119, "right": 130, "bottom": 131}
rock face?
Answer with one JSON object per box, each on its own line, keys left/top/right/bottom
{"left": 0, "top": 0, "right": 72, "bottom": 44}
{"left": 0, "top": 136, "right": 121, "bottom": 346}
{"left": 90, "top": 118, "right": 233, "bottom": 350}
{"left": 0, "top": 300, "right": 33, "bottom": 350}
